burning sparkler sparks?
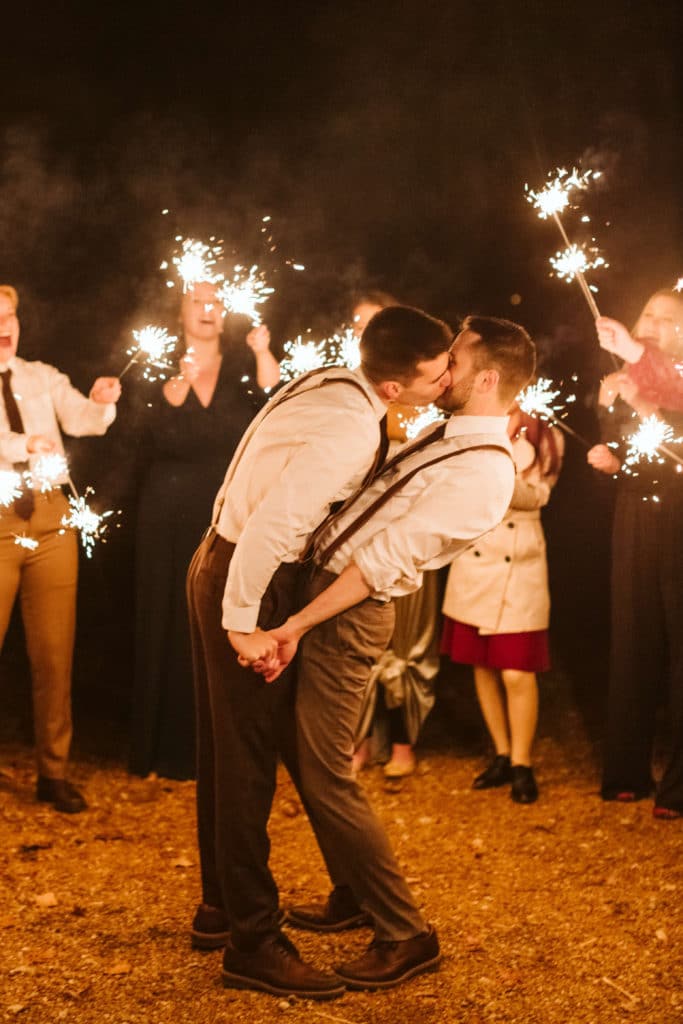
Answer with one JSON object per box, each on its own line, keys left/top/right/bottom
{"left": 278, "top": 328, "right": 362, "bottom": 383}
{"left": 623, "top": 416, "right": 683, "bottom": 469}
{"left": 525, "top": 167, "right": 600, "bottom": 220}
{"left": 549, "top": 243, "right": 607, "bottom": 283}
{"left": 674, "top": 277, "right": 683, "bottom": 294}
{"left": 120, "top": 325, "right": 178, "bottom": 381}
{"left": 516, "top": 378, "right": 589, "bottom": 447}
{"left": 398, "top": 405, "right": 446, "bottom": 440}
{"left": 0, "top": 470, "right": 23, "bottom": 508}
{"left": 171, "top": 238, "right": 223, "bottom": 290}
{"left": 60, "top": 489, "right": 119, "bottom": 559}
{"left": 13, "top": 534, "right": 39, "bottom": 550}
{"left": 31, "top": 453, "right": 69, "bottom": 492}
{"left": 218, "top": 265, "right": 275, "bottom": 326}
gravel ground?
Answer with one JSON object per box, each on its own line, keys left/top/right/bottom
{"left": 1, "top": 670, "right": 682, "bottom": 1024}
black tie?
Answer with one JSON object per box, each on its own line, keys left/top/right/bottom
{"left": 1, "top": 369, "right": 35, "bottom": 520}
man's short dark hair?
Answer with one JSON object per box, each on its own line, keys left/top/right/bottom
{"left": 360, "top": 305, "right": 453, "bottom": 384}
{"left": 463, "top": 315, "right": 536, "bottom": 404}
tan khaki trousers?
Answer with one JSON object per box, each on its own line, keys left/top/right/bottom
{"left": 0, "top": 491, "right": 78, "bottom": 778}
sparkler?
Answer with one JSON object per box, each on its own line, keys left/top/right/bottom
{"left": 278, "top": 328, "right": 362, "bottom": 383}
{"left": 674, "top": 277, "right": 683, "bottom": 294}
{"left": 397, "top": 405, "right": 446, "bottom": 441}
{"left": 525, "top": 166, "right": 604, "bottom": 319}
{"left": 120, "top": 326, "right": 178, "bottom": 381}
{"left": 60, "top": 488, "right": 119, "bottom": 559}
{"left": 13, "top": 534, "right": 39, "bottom": 550}
{"left": 31, "top": 453, "right": 70, "bottom": 493}
{"left": 171, "top": 238, "right": 223, "bottom": 290}
{"left": 0, "top": 470, "right": 23, "bottom": 508}
{"left": 218, "top": 265, "right": 275, "bottom": 326}
{"left": 549, "top": 243, "right": 607, "bottom": 284}
{"left": 623, "top": 415, "right": 683, "bottom": 470}
{"left": 517, "top": 378, "right": 589, "bottom": 447}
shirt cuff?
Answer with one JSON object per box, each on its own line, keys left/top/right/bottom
{"left": 221, "top": 602, "right": 261, "bottom": 633}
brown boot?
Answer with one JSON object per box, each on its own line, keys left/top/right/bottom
{"left": 286, "top": 885, "right": 372, "bottom": 932}
{"left": 222, "top": 931, "right": 345, "bottom": 999}
{"left": 334, "top": 925, "right": 440, "bottom": 990}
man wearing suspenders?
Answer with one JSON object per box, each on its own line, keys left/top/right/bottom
{"left": 186, "top": 306, "right": 453, "bottom": 999}
{"left": 248, "top": 316, "right": 536, "bottom": 991}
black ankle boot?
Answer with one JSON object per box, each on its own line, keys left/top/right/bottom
{"left": 511, "top": 765, "right": 538, "bottom": 804}
{"left": 472, "top": 754, "right": 512, "bottom": 790}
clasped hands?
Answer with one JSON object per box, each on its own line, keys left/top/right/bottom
{"left": 228, "top": 623, "right": 301, "bottom": 683}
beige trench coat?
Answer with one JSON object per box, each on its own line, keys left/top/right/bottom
{"left": 441, "top": 433, "right": 561, "bottom": 635}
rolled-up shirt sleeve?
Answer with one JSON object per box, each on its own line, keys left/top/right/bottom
{"left": 49, "top": 365, "right": 116, "bottom": 435}
{"left": 223, "top": 410, "right": 377, "bottom": 632}
{"left": 351, "top": 452, "right": 515, "bottom": 599}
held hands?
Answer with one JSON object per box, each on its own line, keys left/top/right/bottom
{"left": 90, "top": 377, "right": 122, "bottom": 404}
{"left": 227, "top": 622, "right": 303, "bottom": 684}
{"left": 595, "top": 317, "right": 644, "bottom": 364}
{"left": 245, "top": 325, "right": 271, "bottom": 354}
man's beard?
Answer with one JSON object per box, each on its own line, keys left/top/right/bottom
{"left": 436, "top": 373, "right": 475, "bottom": 413}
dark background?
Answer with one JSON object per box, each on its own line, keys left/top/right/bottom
{"left": 1, "top": 0, "right": 681, "bottom": 748}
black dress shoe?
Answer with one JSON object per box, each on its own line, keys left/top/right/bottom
{"left": 286, "top": 885, "right": 372, "bottom": 932}
{"left": 510, "top": 765, "right": 538, "bottom": 804}
{"left": 334, "top": 924, "right": 441, "bottom": 991}
{"left": 222, "top": 931, "right": 345, "bottom": 999}
{"left": 191, "top": 904, "right": 231, "bottom": 950}
{"left": 472, "top": 754, "right": 512, "bottom": 790}
{"left": 36, "top": 777, "right": 87, "bottom": 814}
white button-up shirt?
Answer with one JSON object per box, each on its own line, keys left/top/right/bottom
{"left": 0, "top": 356, "right": 116, "bottom": 481}
{"left": 317, "top": 414, "right": 515, "bottom": 600}
{"left": 216, "top": 367, "right": 386, "bottom": 632}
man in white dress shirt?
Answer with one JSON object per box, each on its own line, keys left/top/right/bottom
{"left": 0, "top": 284, "right": 121, "bottom": 813}
{"left": 250, "top": 316, "right": 536, "bottom": 991}
{"left": 186, "top": 305, "right": 454, "bottom": 999}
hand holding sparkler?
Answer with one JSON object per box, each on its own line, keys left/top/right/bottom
{"left": 595, "top": 317, "right": 644, "bottom": 364}
{"left": 587, "top": 444, "right": 621, "bottom": 475}
{"left": 26, "top": 434, "right": 57, "bottom": 454}
{"left": 89, "top": 376, "right": 122, "bottom": 404}
{"left": 246, "top": 325, "right": 272, "bottom": 354}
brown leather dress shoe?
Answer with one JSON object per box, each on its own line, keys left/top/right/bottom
{"left": 286, "top": 885, "right": 372, "bottom": 932}
{"left": 334, "top": 924, "right": 441, "bottom": 990}
{"left": 222, "top": 931, "right": 345, "bottom": 999}
{"left": 191, "top": 904, "right": 231, "bottom": 950}
{"left": 36, "top": 777, "right": 87, "bottom": 814}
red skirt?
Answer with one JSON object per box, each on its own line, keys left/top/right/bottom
{"left": 440, "top": 618, "right": 550, "bottom": 673}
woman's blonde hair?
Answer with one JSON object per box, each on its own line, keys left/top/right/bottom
{"left": 0, "top": 285, "right": 18, "bottom": 311}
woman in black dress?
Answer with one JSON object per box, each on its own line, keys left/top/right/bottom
{"left": 129, "top": 281, "right": 279, "bottom": 779}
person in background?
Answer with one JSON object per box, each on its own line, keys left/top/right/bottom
{"left": 441, "top": 404, "right": 563, "bottom": 803}
{"left": 0, "top": 284, "right": 121, "bottom": 813}
{"left": 588, "top": 288, "right": 683, "bottom": 819}
{"left": 129, "top": 282, "right": 278, "bottom": 780}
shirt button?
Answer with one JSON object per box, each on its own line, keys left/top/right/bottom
{"left": 474, "top": 551, "right": 480, "bottom": 557}
{"left": 504, "top": 555, "right": 511, "bottom": 562}
{"left": 507, "top": 522, "right": 514, "bottom": 528}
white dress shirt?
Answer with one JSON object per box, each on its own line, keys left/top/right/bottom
{"left": 216, "top": 367, "right": 386, "bottom": 632}
{"left": 316, "top": 415, "right": 515, "bottom": 600}
{"left": 0, "top": 356, "right": 116, "bottom": 482}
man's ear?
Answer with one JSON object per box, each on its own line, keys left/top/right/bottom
{"left": 477, "top": 368, "right": 500, "bottom": 394}
{"left": 377, "top": 380, "right": 401, "bottom": 402}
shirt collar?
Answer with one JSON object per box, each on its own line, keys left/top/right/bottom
{"left": 0, "top": 355, "right": 18, "bottom": 374}
{"left": 445, "top": 413, "right": 510, "bottom": 437}
{"left": 353, "top": 367, "right": 388, "bottom": 420}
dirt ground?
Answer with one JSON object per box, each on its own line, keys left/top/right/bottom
{"left": 1, "top": 669, "right": 682, "bottom": 1024}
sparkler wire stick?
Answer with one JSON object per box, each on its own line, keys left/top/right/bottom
{"left": 550, "top": 211, "right": 601, "bottom": 320}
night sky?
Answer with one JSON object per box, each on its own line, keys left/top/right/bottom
{"left": 2, "top": 1, "right": 682, "bottom": 699}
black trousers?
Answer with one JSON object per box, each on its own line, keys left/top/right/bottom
{"left": 186, "top": 530, "right": 301, "bottom": 947}
{"left": 602, "top": 487, "right": 683, "bottom": 810}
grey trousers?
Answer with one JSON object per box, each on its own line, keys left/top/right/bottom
{"left": 296, "top": 567, "right": 427, "bottom": 941}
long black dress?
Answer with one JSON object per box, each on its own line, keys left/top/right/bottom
{"left": 129, "top": 348, "right": 265, "bottom": 779}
